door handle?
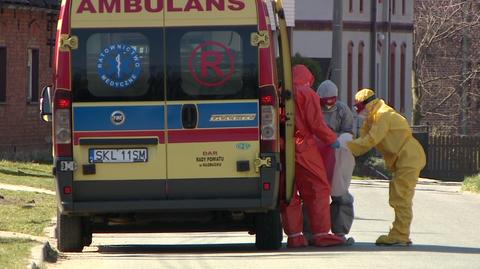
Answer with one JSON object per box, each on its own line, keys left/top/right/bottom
{"left": 182, "top": 104, "right": 198, "bottom": 129}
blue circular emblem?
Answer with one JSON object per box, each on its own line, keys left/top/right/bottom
{"left": 97, "top": 44, "right": 141, "bottom": 89}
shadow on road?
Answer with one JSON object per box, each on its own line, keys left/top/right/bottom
{"left": 353, "top": 181, "right": 461, "bottom": 195}
{"left": 95, "top": 242, "right": 480, "bottom": 256}
{"left": 98, "top": 243, "right": 258, "bottom": 254}
{"left": 351, "top": 242, "right": 480, "bottom": 254}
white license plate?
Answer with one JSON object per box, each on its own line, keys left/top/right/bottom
{"left": 89, "top": 148, "right": 148, "bottom": 163}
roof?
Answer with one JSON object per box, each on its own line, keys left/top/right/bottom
{"left": 283, "top": 0, "right": 295, "bottom": 27}
{"left": 0, "top": 0, "right": 60, "bottom": 9}
{"left": 265, "top": 0, "right": 295, "bottom": 29}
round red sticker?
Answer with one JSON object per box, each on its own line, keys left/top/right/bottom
{"left": 188, "top": 41, "right": 235, "bottom": 88}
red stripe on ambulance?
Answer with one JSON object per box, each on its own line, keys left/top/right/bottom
{"left": 73, "top": 131, "right": 166, "bottom": 145}
{"left": 168, "top": 128, "right": 258, "bottom": 143}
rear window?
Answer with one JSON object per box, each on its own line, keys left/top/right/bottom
{"left": 166, "top": 26, "right": 258, "bottom": 101}
{"left": 71, "top": 26, "right": 258, "bottom": 102}
{"left": 72, "top": 28, "right": 164, "bottom": 102}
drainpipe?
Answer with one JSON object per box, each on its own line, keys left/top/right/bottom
{"left": 331, "top": 0, "right": 343, "bottom": 91}
{"left": 386, "top": 0, "right": 392, "bottom": 100}
{"left": 369, "top": 0, "right": 377, "bottom": 88}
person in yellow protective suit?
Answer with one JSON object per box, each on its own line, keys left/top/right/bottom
{"left": 346, "top": 88, "right": 426, "bottom": 246}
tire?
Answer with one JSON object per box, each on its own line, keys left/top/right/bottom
{"left": 82, "top": 218, "right": 93, "bottom": 247}
{"left": 255, "top": 209, "right": 283, "bottom": 250}
{"left": 57, "top": 210, "right": 84, "bottom": 252}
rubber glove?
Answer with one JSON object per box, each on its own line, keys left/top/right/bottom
{"left": 331, "top": 140, "right": 340, "bottom": 149}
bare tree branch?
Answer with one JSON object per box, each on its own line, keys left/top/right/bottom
{"left": 413, "top": 0, "right": 480, "bottom": 133}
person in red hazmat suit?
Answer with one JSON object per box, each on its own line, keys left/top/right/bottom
{"left": 281, "top": 64, "right": 346, "bottom": 248}
{"left": 303, "top": 80, "right": 355, "bottom": 244}
{"left": 346, "top": 88, "right": 426, "bottom": 246}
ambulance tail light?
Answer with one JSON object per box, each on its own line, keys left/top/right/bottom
{"left": 260, "top": 86, "right": 278, "bottom": 152}
{"left": 54, "top": 89, "right": 72, "bottom": 157}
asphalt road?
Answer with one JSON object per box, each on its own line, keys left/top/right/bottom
{"left": 46, "top": 179, "right": 480, "bottom": 269}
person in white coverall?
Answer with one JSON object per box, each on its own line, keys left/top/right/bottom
{"left": 303, "top": 80, "right": 355, "bottom": 243}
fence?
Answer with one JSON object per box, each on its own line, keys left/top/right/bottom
{"left": 414, "top": 132, "right": 480, "bottom": 181}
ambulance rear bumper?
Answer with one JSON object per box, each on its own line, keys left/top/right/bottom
{"left": 61, "top": 198, "right": 274, "bottom": 214}
{"left": 55, "top": 154, "right": 280, "bottom": 215}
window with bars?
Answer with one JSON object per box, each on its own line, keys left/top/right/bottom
{"left": 0, "top": 47, "right": 6, "bottom": 102}
{"left": 389, "top": 42, "right": 397, "bottom": 107}
{"left": 347, "top": 42, "right": 354, "bottom": 108}
{"left": 27, "top": 48, "right": 39, "bottom": 102}
{"left": 358, "top": 41, "right": 364, "bottom": 89}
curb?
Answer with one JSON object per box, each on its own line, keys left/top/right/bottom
{"left": 28, "top": 241, "right": 58, "bottom": 269}
{"left": 27, "top": 219, "right": 58, "bottom": 269}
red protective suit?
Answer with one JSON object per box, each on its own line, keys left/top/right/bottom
{"left": 281, "top": 65, "right": 345, "bottom": 247}
{"left": 316, "top": 138, "right": 336, "bottom": 184}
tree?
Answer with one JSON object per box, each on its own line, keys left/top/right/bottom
{"left": 291, "top": 53, "right": 324, "bottom": 89}
{"left": 413, "top": 0, "right": 480, "bottom": 134}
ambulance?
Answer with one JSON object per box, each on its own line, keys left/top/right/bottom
{"left": 40, "top": 0, "right": 294, "bottom": 252}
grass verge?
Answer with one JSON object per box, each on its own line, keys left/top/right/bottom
{"left": 0, "top": 238, "right": 36, "bottom": 269}
{"left": 0, "top": 189, "right": 56, "bottom": 269}
{"left": 462, "top": 174, "right": 480, "bottom": 193}
{"left": 0, "top": 189, "right": 56, "bottom": 236}
{"left": 0, "top": 160, "right": 54, "bottom": 191}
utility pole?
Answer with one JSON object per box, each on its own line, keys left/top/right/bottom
{"left": 460, "top": 0, "right": 472, "bottom": 135}
{"left": 331, "top": 0, "right": 343, "bottom": 90}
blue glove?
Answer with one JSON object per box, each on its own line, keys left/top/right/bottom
{"left": 331, "top": 140, "right": 340, "bottom": 149}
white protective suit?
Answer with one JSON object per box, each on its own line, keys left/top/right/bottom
{"left": 332, "top": 133, "right": 356, "bottom": 197}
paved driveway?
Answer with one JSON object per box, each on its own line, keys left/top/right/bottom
{"left": 46, "top": 179, "right": 480, "bottom": 269}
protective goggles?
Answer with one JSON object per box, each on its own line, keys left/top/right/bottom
{"left": 320, "top": 96, "right": 337, "bottom": 107}
{"left": 353, "top": 95, "right": 376, "bottom": 113}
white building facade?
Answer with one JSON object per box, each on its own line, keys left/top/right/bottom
{"left": 290, "top": 0, "right": 414, "bottom": 121}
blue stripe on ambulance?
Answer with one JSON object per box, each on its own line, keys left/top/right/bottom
{"left": 73, "top": 106, "right": 165, "bottom": 131}
{"left": 73, "top": 102, "right": 258, "bottom": 131}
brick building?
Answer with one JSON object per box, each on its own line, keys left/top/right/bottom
{"left": 0, "top": 0, "right": 59, "bottom": 159}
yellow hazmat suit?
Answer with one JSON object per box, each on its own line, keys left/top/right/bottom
{"left": 347, "top": 89, "right": 426, "bottom": 245}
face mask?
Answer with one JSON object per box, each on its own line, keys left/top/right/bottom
{"left": 358, "top": 110, "right": 368, "bottom": 119}
{"left": 320, "top": 97, "right": 337, "bottom": 108}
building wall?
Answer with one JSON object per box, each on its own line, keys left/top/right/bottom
{"left": 283, "top": 0, "right": 296, "bottom": 26}
{"left": 341, "top": 33, "right": 371, "bottom": 105}
{"left": 0, "top": 6, "right": 56, "bottom": 159}
{"left": 292, "top": 31, "right": 332, "bottom": 58}
{"left": 296, "top": 0, "right": 333, "bottom": 20}
{"left": 293, "top": 0, "right": 414, "bottom": 121}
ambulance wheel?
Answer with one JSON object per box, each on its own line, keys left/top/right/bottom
{"left": 255, "top": 209, "right": 283, "bottom": 250}
{"left": 82, "top": 221, "right": 93, "bottom": 247}
{"left": 57, "top": 210, "right": 84, "bottom": 252}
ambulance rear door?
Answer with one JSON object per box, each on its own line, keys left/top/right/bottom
{"left": 164, "top": 2, "right": 261, "bottom": 199}
{"left": 69, "top": 4, "right": 168, "bottom": 200}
